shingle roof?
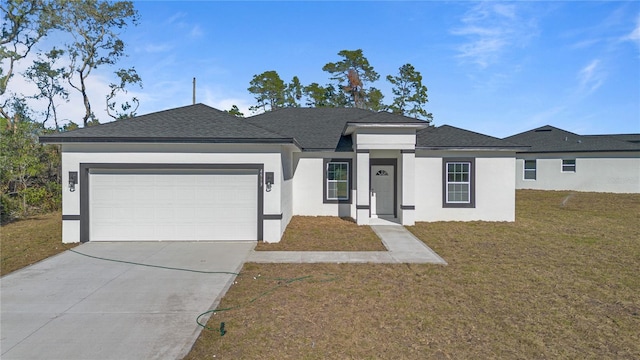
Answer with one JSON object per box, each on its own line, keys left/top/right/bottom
{"left": 416, "top": 125, "right": 525, "bottom": 149}
{"left": 39, "top": 104, "right": 292, "bottom": 144}
{"left": 245, "top": 107, "right": 426, "bottom": 151}
{"left": 504, "top": 125, "right": 640, "bottom": 153}
{"left": 40, "top": 104, "right": 524, "bottom": 152}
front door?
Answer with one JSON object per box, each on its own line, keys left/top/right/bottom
{"left": 371, "top": 165, "right": 394, "bottom": 216}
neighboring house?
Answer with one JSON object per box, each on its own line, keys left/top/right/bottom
{"left": 40, "top": 104, "right": 524, "bottom": 243}
{"left": 505, "top": 125, "right": 640, "bottom": 194}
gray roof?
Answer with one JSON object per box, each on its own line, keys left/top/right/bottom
{"left": 39, "top": 104, "right": 293, "bottom": 144}
{"left": 245, "top": 107, "right": 426, "bottom": 151}
{"left": 504, "top": 125, "right": 640, "bottom": 153}
{"left": 40, "top": 103, "right": 522, "bottom": 152}
{"left": 416, "top": 125, "right": 525, "bottom": 150}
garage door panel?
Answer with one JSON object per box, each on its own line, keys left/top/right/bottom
{"left": 89, "top": 170, "right": 258, "bottom": 241}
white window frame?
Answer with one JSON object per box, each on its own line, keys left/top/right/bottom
{"left": 326, "top": 161, "right": 350, "bottom": 201}
{"left": 562, "top": 159, "right": 576, "bottom": 173}
{"left": 524, "top": 160, "right": 537, "bottom": 180}
{"left": 446, "top": 162, "right": 471, "bottom": 204}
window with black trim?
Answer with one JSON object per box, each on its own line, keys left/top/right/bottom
{"left": 443, "top": 158, "right": 475, "bottom": 208}
{"left": 562, "top": 159, "right": 576, "bottom": 172}
{"left": 323, "top": 158, "right": 352, "bottom": 203}
{"left": 524, "top": 160, "right": 536, "bottom": 180}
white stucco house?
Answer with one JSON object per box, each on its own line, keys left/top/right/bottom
{"left": 40, "top": 104, "right": 525, "bottom": 243}
{"left": 505, "top": 125, "right": 640, "bottom": 194}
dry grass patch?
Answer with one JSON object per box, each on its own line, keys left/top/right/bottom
{"left": 187, "top": 191, "right": 639, "bottom": 359}
{"left": 1, "top": 212, "right": 76, "bottom": 276}
{"left": 255, "top": 216, "right": 385, "bottom": 251}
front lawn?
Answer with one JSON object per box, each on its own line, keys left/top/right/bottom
{"left": 186, "top": 190, "right": 640, "bottom": 359}
{"left": 1, "top": 212, "right": 76, "bottom": 276}
{"left": 255, "top": 216, "right": 385, "bottom": 251}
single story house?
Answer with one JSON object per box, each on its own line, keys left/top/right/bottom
{"left": 505, "top": 125, "right": 640, "bottom": 193}
{"left": 40, "top": 104, "right": 525, "bottom": 243}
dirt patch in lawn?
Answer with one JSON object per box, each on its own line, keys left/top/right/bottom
{"left": 255, "top": 216, "right": 386, "bottom": 251}
{"left": 186, "top": 191, "right": 640, "bottom": 359}
{"left": 1, "top": 212, "right": 77, "bottom": 276}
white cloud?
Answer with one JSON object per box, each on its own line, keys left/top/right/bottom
{"left": 622, "top": 14, "right": 640, "bottom": 51}
{"left": 189, "top": 25, "right": 204, "bottom": 38}
{"left": 141, "top": 43, "right": 172, "bottom": 53}
{"left": 578, "top": 59, "right": 605, "bottom": 95}
{"left": 200, "top": 87, "right": 254, "bottom": 117}
{"left": 452, "top": 2, "right": 538, "bottom": 68}
{"left": 165, "top": 12, "right": 187, "bottom": 25}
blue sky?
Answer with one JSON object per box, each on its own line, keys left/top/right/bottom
{"left": 12, "top": 1, "right": 640, "bottom": 138}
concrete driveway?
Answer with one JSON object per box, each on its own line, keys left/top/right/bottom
{"left": 1, "top": 241, "right": 255, "bottom": 360}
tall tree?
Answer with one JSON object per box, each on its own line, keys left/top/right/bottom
{"left": 247, "top": 70, "right": 285, "bottom": 113}
{"left": 23, "top": 48, "right": 68, "bottom": 129}
{"left": 0, "top": 98, "right": 44, "bottom": 217}
{"left": 322, "top": 49, "right": 380, "bottom": 109}
{"left": 284, "top": 76, "right": 302, "bottom": 107}
{"left": 60, "top": 0, "right": 140, "bottom": 126}
{"left": 303, "top": 83, "right": 327, "bottom": 107}
{"left": 386, "top": 63, "right": 432, "bottom": 123}
{"left": 366, "top": 87, "right": 385, "bottom": 112}
{"left": 225, "top": 105, "right": 244, "bottom": 118}
{"left": 0, "top": 0, "right": 59, "bottom": 119}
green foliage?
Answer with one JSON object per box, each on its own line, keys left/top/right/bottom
{"left": 225, "top": 105, "right": 244, "bottom": 118}
{"left": 0, "top": 0, "right": 60, "bottom": 100}
{"left": 2, "top": 0, "right": 141, "bottom": 127}
{"left": 59, "top": 0, "right": 139, "bottom": 126}
{"left": 21, "top": 182, "right": 60, "bottom": 211}
{"left": 284, "top": 76, "right": 302, "bottom": 107}
{"left": 23, "top": 47, "right": 69, "bottom": 129}
{"left": 250, "top": 50, "right": 430, "bottom": 118}
{"left": 0, "top": 193, "right": 20, "bottom": 223}
{"left": 0, "top": 101, "right": 61, "bottom": 223}
{"left": 322, "top": 49, "right": 380, "bottom": 109}
{"left": 248, "top": 70, "right": 286, "bottom": 113}
{"left": 387, "top": 63, "right": 433, "bottom": 122}
{"left": 106, "top": 67, "right": 142, "bottom": 120}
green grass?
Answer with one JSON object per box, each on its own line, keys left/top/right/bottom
{"left": 1, "top": 212, "right": 77, "bottom": 276}
{"left": 186, "top": 190, "right": 640, "bottom": 359}
{"left": 2, "top": 191, "right": 638, "bottom": 358}
{"left": 255, "top": 216, "right": 385, "bottom": 251}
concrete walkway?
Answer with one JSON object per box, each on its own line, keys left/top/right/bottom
{"left": 247, "top": 224, "right": 447, "bottom": 265}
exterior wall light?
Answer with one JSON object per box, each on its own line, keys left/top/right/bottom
{"left": 69, "top": 171, "right": 78, "bottom": 192}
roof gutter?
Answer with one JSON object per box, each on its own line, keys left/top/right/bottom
{"left": 514, "top": 149, "right": 640, "bottom": 154}
{"left": 416, "top": 146, "right": 530, "bottom": 151}
{"left": 38, "top": 136, "right": 303, "bottom": 149}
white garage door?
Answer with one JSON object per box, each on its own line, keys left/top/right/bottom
{"left": 89, "top": 169, "right": 258, "bottom": 241}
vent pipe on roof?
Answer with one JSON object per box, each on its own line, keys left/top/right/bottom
{"left": 192, "top": 77, "right": 196, "bottom": 105}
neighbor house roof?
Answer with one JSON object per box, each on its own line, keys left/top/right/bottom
{"left": 39, "top": 104, "right": 297, "bottom": 145}
{"left": 504, "top": 125, "right": 640, "bottom": 153}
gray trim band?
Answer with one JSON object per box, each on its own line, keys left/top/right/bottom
{"left": 400, "top": 205, "right": 415, "bottom": 210}
{"left": 400, "top": 149, "right": 416, "bottom": 154}
{"left": 370, "top": 158, "right": 398, "bottom": 218}
{"left": 442, "top": 157, "right": 476, "bottom": 209}
{"left": 356, "top": 149, "right": 370, "bottom": 153}
{"left": 79, "top": 163, "right": 264, "bottom": 243}
{"left": 62, "top": 215, "right": 81, "bottom": 220}
{"left": 356, "top": 205, "right": 370, "bottom": 210}
{"left": 263, "top": 214, "right": 283, "bottom": 220}
{"left": 322, "top": 158, "right": 353, "bottom": 205}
